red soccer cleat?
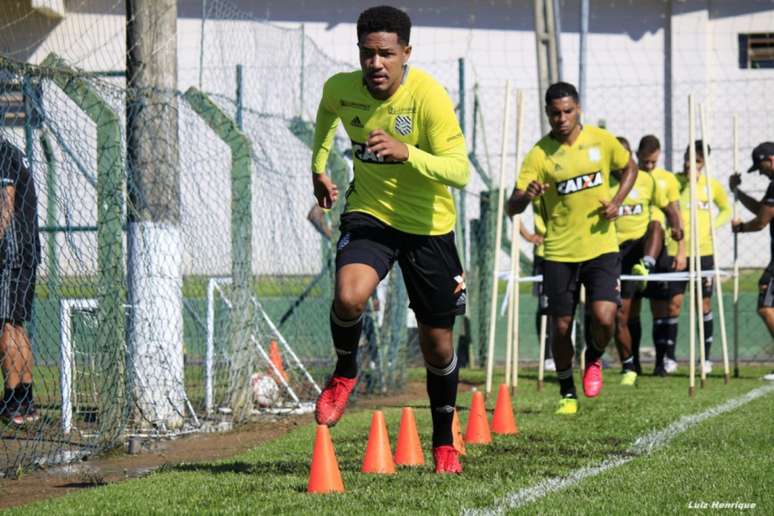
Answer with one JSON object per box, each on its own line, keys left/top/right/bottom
{"left": 583, "top": 359, "right": 603, "bottom": 398}
{"left": 314, "top": 375, "right": 357, "bottom": 427}
{"left": 433, "top": 445, "right": 463, "bottom": 474}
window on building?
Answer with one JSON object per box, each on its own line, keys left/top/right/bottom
{"left": 739, "top": 33, "right": 774, "bottom": 69}
{"left": 0, "top": 77, "right": 42, "bottom": 128}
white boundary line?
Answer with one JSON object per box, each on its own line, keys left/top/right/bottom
{"left": 462, "top": 383, "right": 774, "bottom": 516}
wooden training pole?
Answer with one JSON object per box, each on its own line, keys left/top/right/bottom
{"left": 694, "top": 108, "right": 707, "bottom": 390}
{"left": 699, "top": 104, "right": 730, "bottom": 384}
{"left": 485, "top": 80, "right": 513, "bottom": 395}
{"left": 509, "top": 90, "right": 525, "bottom": 392}
{"left": 537, "top": 314, "right": 547, "bottom": 391}
{"left": 732, "top": 114, "right": 740, "bottom": 379}
{"left": 688, "top": 94, "right": 697, "bottom": 397}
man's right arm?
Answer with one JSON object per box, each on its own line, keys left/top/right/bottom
{"left": 311, "top": 80, "right": 342, "bottom": 208}
{"left": 729, "top": 174, "right": 761, "bottom": 214}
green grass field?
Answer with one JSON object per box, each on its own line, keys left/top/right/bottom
{"left": 7, "top": 366, "right": 773, "bottom": 515}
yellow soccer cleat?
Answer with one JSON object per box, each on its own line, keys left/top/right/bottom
{"left": 621, "top": 370, "right": 638, "bottom": 386}
{"left": 555, "top": 397, "right": 578, "bottom": 415}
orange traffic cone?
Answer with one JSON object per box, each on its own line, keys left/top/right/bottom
{"left": 464, "top": 390, "right": 491, "bottom": 444}
{"left": 307, "top": 425, "right": 345, "bottom": 493}
{"left": 362, "top": 411, "right": 396, "bottom": 474}
{"left": 394, "top": 407, "right": 424, "bottom": 466}
{"left": 491, "top": 383, "right": 518, "bottom": 435}
{"left": 269, "top": 340, "right": 288, "bottom": 381}
{"left": 452, "top": 409, "right": 466, "bottom": 456}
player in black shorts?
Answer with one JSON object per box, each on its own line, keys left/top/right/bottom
{"left": 730, "top": 142, "right": 774, "bottom": 381}
{"left": 0, "top": 139, "right": 41, "bottom": 426}
{"left": 310, "top": 7, "right": 469, "bottom": 473}
{"left": 659, "top": 142, "right": 730, "bottom": 375}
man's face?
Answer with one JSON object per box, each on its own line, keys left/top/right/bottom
{"left": 683, "top": 151, "right": 704, "bottom": 174}
{"left": 759, "top": 157, "right": 774, "bottom": 178}
{"left": 358, "top": 32, "right": 411, "bottom": 100}
{"left": 638, "top": 149, "right": 660, "bottom": 172}
{"left": 545, "top": 97, "right": 580, "bottom": 138}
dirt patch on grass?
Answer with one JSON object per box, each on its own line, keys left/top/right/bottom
{"left": 0, "top": 380, "right": 455, "bottom": 510}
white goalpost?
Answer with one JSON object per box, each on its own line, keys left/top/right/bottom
{"left": 205, "top": 277, "right": 319, "bottom": 416}
{"left": 59, "top": 298, "right": 97, "bottom": 435}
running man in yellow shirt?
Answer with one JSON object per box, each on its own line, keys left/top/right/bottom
{"left": 636, "top": 135, "right": 686, "bottom": 376}
{"left": 663, "top": 141, "right": 731, "bottom": 375}
{"left": 611, "top": 137, "right": 682, "bottom": 384}
{"left": 311, "top": 6, "right": 469, "bottom": 474}
{"left": 508, "top": 82, "right": 637, "bottom": 414}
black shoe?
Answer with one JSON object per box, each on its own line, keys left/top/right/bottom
{"left": 23, "top": 403, "right": 40, "bottom": 424}
{"left": 653, "top": 366, "right": 667, "bottom": 377}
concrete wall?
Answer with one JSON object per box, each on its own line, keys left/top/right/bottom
{"left": 1, "top": 0, "right": 773, "bottom": 273}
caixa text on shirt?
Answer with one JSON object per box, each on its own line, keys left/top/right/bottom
{"left": 618, "top": 203, "right": 644, "bottom": 216}
{"left": 556, "top": 171, "right": 602, "bottom": 196}
{"left": 351, "top": 141, "right": 394, "bottom": 164}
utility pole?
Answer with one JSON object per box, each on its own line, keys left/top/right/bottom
{"left": 126, "top": 0, "right": 185, "bottom": 429}
{"left": 533, "top": 0, "right": 560, "bottom": 134}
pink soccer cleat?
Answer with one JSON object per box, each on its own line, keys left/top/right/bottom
{"left": 314, "top": 375, "right": 357, "bottom": 427}
{"left": 583, "top": 360, "right": 604, "bottom": 398}
{"left": 433, "top": 445, "right": 463, "bottom": 474}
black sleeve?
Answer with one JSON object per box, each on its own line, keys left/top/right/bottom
{"left": 0, "top": 143, "right": 23, "bottom": 188}
{"left": 763, "top": 181, "right": 774, "bottom": 207}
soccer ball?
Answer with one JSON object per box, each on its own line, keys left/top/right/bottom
{"left": 250, "top": 373, "right": 280, "bottom": 407}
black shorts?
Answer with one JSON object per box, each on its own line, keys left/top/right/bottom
{"left": 0, "top": 267, "right": 35, "bottom": 323}
{"left": 642, "top": 246, "right": 672, "bottom": 300}
{"left": 619, "top": 236, "right": 647, "bottom": 300}
{"left": 542, "top": 252, "right": 621, "bottom": 316}
{"left": 532, "top": 255, "right": 549, "bottom": 314}
{"left": 670, "top": 255, "right": 714, "bottom": 298}
{"left": 335, "top": 212, "right": 465, "bottom": 327}
{"left": 758, "top": 261, "right": 774, "bottom": 309}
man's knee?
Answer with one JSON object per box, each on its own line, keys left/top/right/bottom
{"left": 552, "top": 315, "right": 574, "bottom": 337}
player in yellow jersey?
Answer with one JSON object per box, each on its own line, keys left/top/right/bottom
{"left": 508, "top": 82, "right": 637, "bottom": 413}
{"left": 311, "top": 6, "right": 469, "bottom": 474}
{"left": 663, "top": 141, "right": 731, "bottom": 374}
{"left": 636, "top": 135, "right": 686, "bottom": 375}
{"left": 610, "top": 137, "right": 682, "bottom": 384}
{"left": 518, "top": 199, "right": 555, "bottom": 372}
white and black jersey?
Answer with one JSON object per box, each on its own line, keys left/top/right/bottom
{"left": 0, "top": 140, "right": 40, "bottom": 270}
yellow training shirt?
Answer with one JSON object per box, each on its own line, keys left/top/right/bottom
{"left": 311, "top": 66, "right": 469, "bottom": 235}
{"left": 517, "top": 125, "right": 631, "bottom": 262}
{"left": 666, "top": 173, "right": 731, "bottom": 257}
{"left": 612, "top": 170, "right": 668, "bottom": 244}
{"left": 648, "top": 167, "right": 680, "bottom": 228}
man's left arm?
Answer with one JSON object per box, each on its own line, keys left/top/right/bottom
{"left": 367, "top": 86, "right": 469, "bottom": 189}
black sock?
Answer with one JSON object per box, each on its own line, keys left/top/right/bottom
{"left": 628, "top": 318, "right": 642, "bottom": 370}
{"left": 330, "top": 306, "right": 363, "bottom": 379}
{"left": 426, "top": 354, "right": 458, "bottom": 447}
{"left": 666, "top": 317, "right": 679, "bottom": 360}
{"left": 557, "top": 368, "right": 576, "bottom": 398}
{"left": 703, "top": 312, "right": 713, "bottom": 359}
{"left": 622, "top": 356, "right": 636, "bottom": 372}
{"left": 585, "top": 343, "right": 604, "bottom": 364}
{"left": 21, "top": 383, "right": 32, "bottom": 407}
{"left": 653, "top": 317, "right": 669, "bottom": 368}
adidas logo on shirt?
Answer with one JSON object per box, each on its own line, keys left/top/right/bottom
{"left": 556, "top": 171, "right": 603, "bottom": 196}
{"left": 351, "top": 116, "right": 364, "bottom": 128}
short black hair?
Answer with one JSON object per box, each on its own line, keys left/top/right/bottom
{"left": 545, "top": 82, "right": 579, "bottom": 105}
{"left": 638, "top": 135, "right": 661, "bottom": 155}
{"left": 357, "top": 6, "right": 411, "bottom": 46}
{"left": 617, "top": 136, "right": 631, "bottom": 153}
{"left": 685, "top": 139, "right": 711, "bottom": 158}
